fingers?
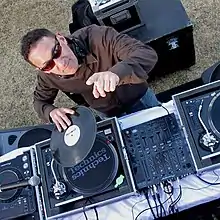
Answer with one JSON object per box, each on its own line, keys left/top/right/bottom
{"left": 92, "top": 84, "right": 100, "bottom": 99}
{"left": 109, "top": 76, "right": 117, "bottom": 92}
{"left": 54, "top": 116, "right": 68, "bottom": 132}
{"left": 86, "top": 74, "right": 98, "bottom": 85}
{"left": 104, "top": 76, "right": 110, "bottom": 92}
{"left": 62, "top": 108, "right": 75, "bottom": 115}
{"left": 53, "top": 120, "right": 62, "bottom": 133}
{"left": 87, "top": 72, "right": 119, "bottom": 98}
{"left": 57, "top": 110, "right": 71, "bottom": 127}
{"left": 96, "top": 78, "right": 106, "bottom": 97}
{"left": 50, "top": 108, "right": 75, "bottom": 132}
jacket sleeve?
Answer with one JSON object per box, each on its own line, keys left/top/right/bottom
{"left": 33, "top": 73, "right": 58, "bottom": 122}
{"left": 89, "top": 25, "right": 158, "bottom": 79}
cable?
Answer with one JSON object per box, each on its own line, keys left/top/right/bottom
{"left": 159, "top": 104, "right": 170, "bottom": 115}
{"left": 157, "top": 194, "right": 166, "bottom": 217}
{"left": 156, "top": 189, "right": 167, "bottom": 217}
{"left": 82, "top": 198, "right": 99, "bottom": 220}
{"left": 94, "top": 207, "right": 99, "bottom": 220}
{"left": 162, "top": 181, "right": 174, "bottom": 195}
{"left": 162, "top": 181, "right": 175, "bottom": 214}
{"left": 196, "top": 174, "right": 220, "bottom": 185}
{"left": 144, "top": 188, "right": 157, "bottom": 219}
{"left": 82, "top": 199, "right": 89, "bottom": 220}
{"left": 131, "top": 198, "right": 147, "bottom": 220}
{"left": 169, "top": 179, "right": 182, "bottom": 214}
{"left": 174, "top": 170, "right": 220, "bottom": 191}
{"left": 150, "top": 187, "right": 160, "bottom": 218}
{"left": 152, "top": 185, "right": 166, "bottom": 218}
{"left": 135, "top": 171, "right": 220, "bottom": 219}
{"left": 168, "top": 184, "right": 182, "bottom": 214}
{"left": 88, "top": 198, "right": 99, "bottom": 220}
{"left": 134, "top": 193, "right": 174, "bottom": 220}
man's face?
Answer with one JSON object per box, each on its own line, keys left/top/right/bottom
{"left": 28, "top": 34, "right": 79, "bottom": 75}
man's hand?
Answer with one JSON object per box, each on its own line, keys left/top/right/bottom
{"left": 86, "top": 71, "right": 120, "bottom": 98}
{"left": 49, "top": 108, "right": 75, "bottom": 132}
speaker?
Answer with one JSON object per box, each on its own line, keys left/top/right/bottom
{"left": 201, "top": 61, "right": 220, "bottom": 84}
{"left": 0, "top": 124, "right": 53, "bottom": 156}
{"left": 89, "top": 0, "right": 195, "bottom": 78}
{"left": 125, "top": 0, "right": 195, "bottom": 79}
{"left": 90, "top": 0, "right": 144, "bottom": 33}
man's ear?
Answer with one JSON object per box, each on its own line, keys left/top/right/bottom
{"left": 56, "top": 33, "right": 67, "bottom": 45}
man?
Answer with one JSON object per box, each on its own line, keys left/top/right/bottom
{"left": 21, "top": 24, "right": 159, "bottom": 132}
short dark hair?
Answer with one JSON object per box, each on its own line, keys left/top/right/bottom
{"left": 20, "top": 28, "right": 55, "bottom": 62}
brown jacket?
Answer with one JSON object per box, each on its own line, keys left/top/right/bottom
{"left": 34, "top": 25, "right": 158, "bottom": 122}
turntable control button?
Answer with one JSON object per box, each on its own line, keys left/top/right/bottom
{"left": 23, "top": 163, "right": 29, "bottom": 169}
{"left": 24, "top": 170, "right": 30, "bottom": 175}
{"left": 107, "top": 135, "right": 114, "bottom": 142}
{"left": 22, "top": 155, "right": 28, "bottom": 162}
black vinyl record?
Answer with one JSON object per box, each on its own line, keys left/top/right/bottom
{"left": 50, "top": 106, "right": 97, "bottom": 167}
{"left": 208, "top": 92, "right": 220, "bottom": 138}
{"left": 62, "top": 135, "right": 119, "bottom": 195}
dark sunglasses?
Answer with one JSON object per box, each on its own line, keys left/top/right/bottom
{"left": 39, "top": 37, "right": 62, "bottom": 71}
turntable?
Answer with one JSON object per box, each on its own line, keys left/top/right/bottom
{"left": 173, "top": 80, "right": 220, "bottom": 172}
{"left": 34, "top": 109, "right": 136, "bottom": 219}
{"left": 0, "top": 150, "right": 37, "bottom": 220}
{"left": 0, "top": 124, "right": 53, "bottom": 156}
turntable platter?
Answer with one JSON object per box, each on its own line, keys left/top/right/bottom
{"left": 18, "top": 128, "right": 52, "bottom": 148}
{"left": 63, "top": 135, "right": 119, "bottom": 195}
{"left": 0, "top": 169, "right": 22, "bottom": 202}
{"left": 208, "top": 92, "right": 220, "bottom": 138}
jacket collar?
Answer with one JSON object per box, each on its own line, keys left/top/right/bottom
{"left": 66, "top": 36, "right": 97, "bottom": 65}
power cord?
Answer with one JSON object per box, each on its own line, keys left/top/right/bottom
{"left": 196, "top": 170, "right": 220, "bottom": 186}
{"left": 83, "top": 200, "right": 89, "bottom": 220}
{"left": 82, "top": 198, "right": 99, "bottom": 220}
{"left": 134, "top": 191, "right": 174, "bottom": 220}
{"left": 168, "top": 184, "right": 182, "bottom": 214}
{"left": 134, "top": 171, "right": 220, "bottom": 220}
{"left": 156, "top": 185, "right": 167, "bottom": 217}
{"left": 88, "top": 198, "right": 99, "bottom": 220}
{"left": 144, "top": 188, "right": 157, "bottom": 219}
{"left": 159, "top": 104, "right": 170, "bottom": 115}
{"left": 131, "top": 197, "right": 147, "bottom": 220}
{"left": 162, "top": 181, "right": 175, "bottom": 214}
{"left": 150, "top": 187, "right": 160, "bottom": 218}
{"left": 157, "top": 193, "right": 167, "bottom": 217}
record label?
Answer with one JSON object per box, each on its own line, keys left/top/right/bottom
{"left": 64, "top": 125, "right": 80, "bottom": 146}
